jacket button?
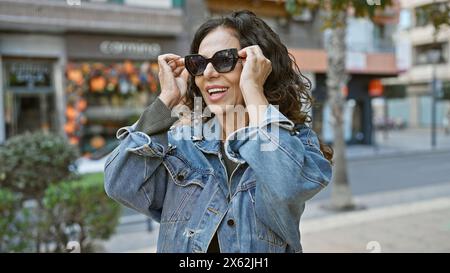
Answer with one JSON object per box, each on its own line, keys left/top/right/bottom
{"left": 227, "top": 219, "right": 235, "bottom": 227}
{"left": 176, "top": 173, "right": 185, "bottom": 181}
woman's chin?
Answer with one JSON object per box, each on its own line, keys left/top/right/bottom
{"left": 205, "top": 104, "right": 227, "bottom": 116}
{"left": 208, "top": 103, "right": 242, "bottom": 115}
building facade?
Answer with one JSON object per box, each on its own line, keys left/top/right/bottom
{"left": 0, "top": 0, "right": 185, "bottom": 157}
{"left": 390, "top": 0, "right": 450, "bottom": 129}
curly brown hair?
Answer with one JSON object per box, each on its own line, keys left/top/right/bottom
{"left": 185, "top": 10, "right": 333, "bottom": 163}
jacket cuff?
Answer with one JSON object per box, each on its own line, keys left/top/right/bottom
{"left": 135, "top": 97, "right": 179, "bottom": 135}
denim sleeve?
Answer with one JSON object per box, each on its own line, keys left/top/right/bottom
{"left": 224, "top": 104, "right": 332, "bottom": 252}
{"left": 104, "top": 98, "right": 178, "bottom": 219}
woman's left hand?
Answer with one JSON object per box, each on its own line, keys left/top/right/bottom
{"left": 238, "top": 45, "right": 272, "bottom": 93}
{"left": 238, "top": 45, "right": 271, "bottom": 126}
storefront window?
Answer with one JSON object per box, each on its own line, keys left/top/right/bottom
{"left": 65, "top": 60, "right": 160, "bottom": 158}
{"left": 7, "top": 62, "right": 52, "bottom": 89}
{"left": 3, "top": 60, "right": 56, "bottom": 139}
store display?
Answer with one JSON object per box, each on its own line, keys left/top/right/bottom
{"left": 65, "top": 60, "right": 160, "bottom": 157}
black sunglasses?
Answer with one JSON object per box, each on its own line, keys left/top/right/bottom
{"left": 184, "top": 48, "right": 242, "bottom": 76}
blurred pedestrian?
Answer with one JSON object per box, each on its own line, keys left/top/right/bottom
{"left": 104, "top": 10, "right": 333, "bottom": 253}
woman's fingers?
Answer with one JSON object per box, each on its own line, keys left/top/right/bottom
{"left": 238, "top": 45, "right": 272, "bottom": 88}
{"left": 180, "top": 68, "right": 189, "bottom": 81}
{"left": 243, "top": 45, "right": 271, "bottom": 68}
{"left": 158, "top": 54, "right": 181, "bottom": 72}
{"left": 247, "top": 47, "right": 257, "bottom": 64}
{"left": 251, "top": 45, "right": 264, "bottom": 56}
{"left": 173, "top": 66, "right": 185, "bottom": 77}
{"left": 240, "top": 45, "right": 268, "bottom": 61}
{"left": 159, "top": 53, "right": 181, "bottom": 62}
{"left": 174, "top": 57, "right": 185, "bottom": 67}
{"left": 168, "top": 57, "right": 185, "bottom": 72}
{"left": 172, "top": 57, "right": 186, "bottom": 77}
{"left": 238, "top": 48, "right": 247, "bottom": 59}
{"left": 239, "top": 46, "right": 258, "bottom": 57}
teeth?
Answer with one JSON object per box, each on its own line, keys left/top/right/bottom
{"left": 208, "top": 88, "right": 227, "bottom": 94}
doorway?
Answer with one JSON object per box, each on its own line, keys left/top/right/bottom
{"left": 3, "top": 59, "right": 56, "bottom": 139}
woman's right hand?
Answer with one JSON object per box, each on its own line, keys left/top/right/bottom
{"left": 157, "top": 54, "right": 189, "bottom": 109}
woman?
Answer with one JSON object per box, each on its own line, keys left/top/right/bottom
{"left": 104, "top": 10, "right": 333, "bottom": 253}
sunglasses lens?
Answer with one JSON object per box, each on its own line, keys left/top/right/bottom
{"left": 185, "top": 55, "right": 206, "bottom": 76}
{"left": 213, "top": 49, "right": 237, "bottom": 73}
{"left": 185, "top": 49, "right": 238, "bottom": 76}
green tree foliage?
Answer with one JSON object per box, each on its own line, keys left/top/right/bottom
{"left": 0, "top": 132, "right": 79, "bottom": 200}
{"left": 418, "top": 1, "right": 450, "bottom": 32}
{"left": 285, "top": 0, "right": 392, "bottom": 28}
{"left": 0, "top": 132, "right": 120, "bottom": 252}
{"left": 42, "top": 173, "right": 121, "bottom": 252}
{"left": 0, "top": 189, "right": 32, "bottom": 252}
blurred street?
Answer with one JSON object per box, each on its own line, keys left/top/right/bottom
{"left": 100, "top": 127, "right": 450, "bottom": 253}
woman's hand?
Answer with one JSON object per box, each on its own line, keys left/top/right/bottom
{"left": 238, "top": 46, "right": 271, "bottom": 126}
{"left": 238, "top": 45, "right": 272, "bottom": 92}
{"left": 157, "top": 54, "right": 189, "bottom": 109}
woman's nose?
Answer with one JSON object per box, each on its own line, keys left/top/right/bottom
{"left": 203, "top": 62, "right": 219, "bottom": 78}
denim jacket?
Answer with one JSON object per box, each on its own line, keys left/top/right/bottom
{"left": 104, "top": 102, "right": 332, "bottom": 253}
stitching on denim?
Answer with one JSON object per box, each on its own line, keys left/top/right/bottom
{"left": 104, "top": 146, "right": 120, "bottom": 169}
{"left": 230, "top": 180, "right": 256, "bottom": 200}
{"left": 166, "top": 185, "right": 196, "bottom": 223}
{"left": 141, "top": 183, "right": 153, "bottom": 206}
{"left": 260, "top": 128, "right": 304, "bottom": 168}
{"left": 170, "top": 151, "right": 215, "bottom": 175}
{"left": 300, "top": 171, "right": 327, "bottom": 188}
{"left": 249, "top": 187, "right": 286, "bottom": 247}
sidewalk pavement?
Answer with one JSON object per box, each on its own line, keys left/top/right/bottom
{"left": 100, "top": 182, "right": 450, "bottom": 253}
{"left": 100, "top": 219, "right": 159, "bottom": 253}
{"left": 301, "top": 197, "right": 450, "bottom": 252}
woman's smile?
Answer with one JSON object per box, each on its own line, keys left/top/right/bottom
{"left": 205, "top": 85, "right": 229, "bottom": 102}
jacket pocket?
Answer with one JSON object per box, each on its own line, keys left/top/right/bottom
{"left": 160, "top": 155, "right": 206, "bottom": 223}
{"left": 164, "top": 182, "right": 201, "bottom": 222}
{"left": 248, "top": 184, "right": 286, "bottom": 247}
